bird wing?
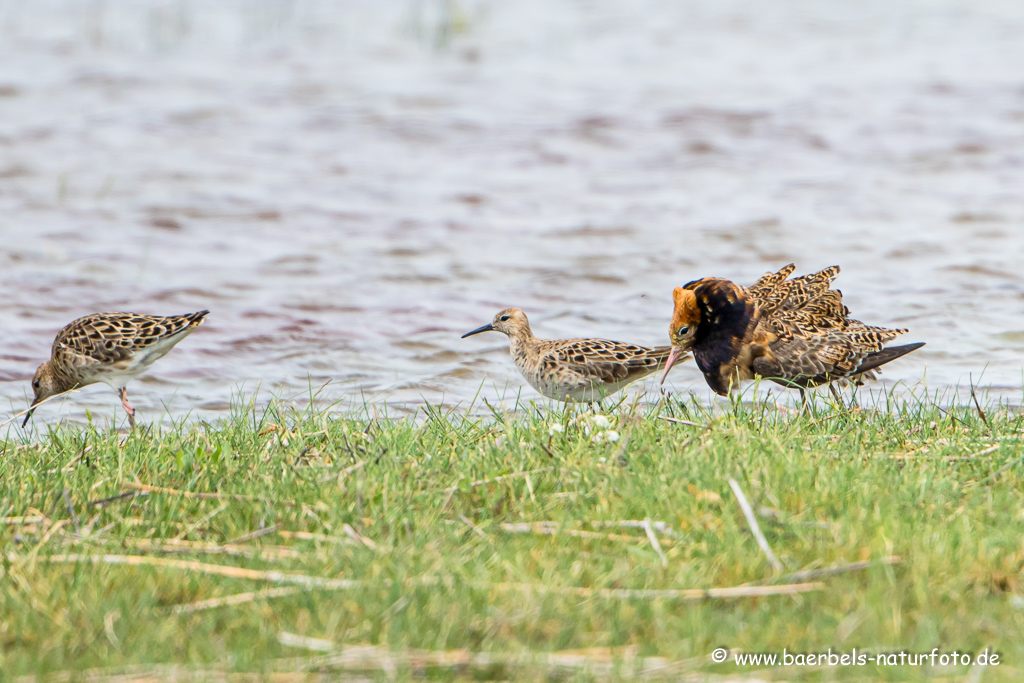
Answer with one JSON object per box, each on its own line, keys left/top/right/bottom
{"left": 775, "top": 265, "right": 842, "bottom": 312}
{"left": 747, "top": 263, "right": 796, "bottom": 313}
{"left": 54, "top": 311, "right": 209, "bottom": 364}
{"left": 749, "top": 265, "right": 842, "bottom": 322}
{"left": 756, "top": 325, "right": 907, "bottom": 387}
{"left": 766, "top": 291, "right": 851, "bottom": 342}
{"left": 544, "top": 339, "right": 673, "bottom": 385}
{"left": 765, "top": 334, "right": 864, "bottom": 381}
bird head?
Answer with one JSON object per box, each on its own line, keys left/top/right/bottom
{"left": 462, "top": 307, "right": 532, "bottom": 340}
{"left": 23, "top": 362, "right": 59, "bottom": 427}
{"left": 661, "top": 285, "right": 703, "bottom": 383}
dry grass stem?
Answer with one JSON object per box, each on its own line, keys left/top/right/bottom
{"left": 728, "top": 477, "right": 783, "bottom": 572}
{"left": 21, "top": 554, "right": 363, "bottom": 589}
{"left": 658, "top": 416, "right": 702, "bottom": 427}
{"left": 745, "top": 556, "right": 902, "bottom": 586}
{"left": 228, "top": 524, "right": 280, "bottom": 544}
{"left": 125, "top": 538, "right": 301, "bottom": 560}
{"left": 441, "top": 467, "right": 553, "bottom": 495}
{"left": 172, "top": 501, "right": 230, "bottom": 541}
{"left": 341, "top": 523, "right": 377, "bottom": 549}
{"left": 500, "top": 523, "right": 644, "bottom": 543}
{"left": 122, "top": 481, "right": 292, "bottom": 506}
{"left": 643, "top": 518, "right": 669, "bottom": 567}
{"left": 170, "top": 586, "right": 305, "bottom": 614}
{"left": 277, "top": 530, "right": 361, "bottom": 546}
{"left": 493, "top": 581, "right": 824, "bottom": 600}
{"left": 2, "top": 516, "right": 47, "bottom": 525}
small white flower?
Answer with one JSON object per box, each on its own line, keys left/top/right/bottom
{"left": 590, "top": 429, "right": 621, "bottom": 444}
{"left": 548, "top": 423, "right": 564, "bottom": 435}
{"left": 590, "top": 415, "right": 612, "bottom": 429}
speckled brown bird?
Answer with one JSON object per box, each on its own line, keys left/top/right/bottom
{"left": 25, "top": 311, "right": 209, "bottom": 428}
{"left": 462, "top": 307, "right": 687, "bottom": 403}
{"left": 660, "top": 265, "right": 923, "bottom": 398}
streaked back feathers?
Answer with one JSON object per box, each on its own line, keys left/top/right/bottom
{"left": 53, "top": 311, "right": 209, "bottom": 364}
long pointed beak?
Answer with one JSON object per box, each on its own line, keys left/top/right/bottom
{"left": 21, "top": 406, "right": 36, "bottom": 427}
{"left": 660, "top": 347, "right": 686, "bottom": 385}
{"left": 461, "top": 323, "right": 494, "bottom": 339}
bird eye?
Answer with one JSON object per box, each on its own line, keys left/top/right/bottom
{"left": 499, "top": 315, "right": 510, "bottom": 322}
{"left": 32, "top": 381, "right": 40, "bottom": 389}
{"left": 677, "top": 326, "right": 689, "bottom": 337}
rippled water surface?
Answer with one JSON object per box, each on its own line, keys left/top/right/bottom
{"left": 2, "top": 0, "right": 1023, "bottom": 425}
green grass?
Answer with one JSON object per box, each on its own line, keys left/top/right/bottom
{"left": 2, "top": 390, "right": 1023, "bottom": 681}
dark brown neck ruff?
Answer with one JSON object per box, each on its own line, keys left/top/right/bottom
{"left": 685, "top": 279, "right": 759, "bottom": 394}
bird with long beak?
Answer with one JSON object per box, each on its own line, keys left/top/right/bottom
{"left": 660, "top": 264, "right": 924, "bottom": 399}
{"left": 24, "top": 311, "right": 209, "bottom": 428}
{"left": 462, "top": 307, "right": 687, "bottom": 403}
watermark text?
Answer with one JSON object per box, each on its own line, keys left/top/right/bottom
{"left": 710, "top": 647, "right": 999, "bottom": 668}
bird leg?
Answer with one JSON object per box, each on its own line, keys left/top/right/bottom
{"left": 796, "top": 388, "right": 811, "bottom": 416}
{"left": 118, "top": 387, "right": 136, "bottom": 430}
{"left": 828, "top": 383, "right": 845, "bottom": 409}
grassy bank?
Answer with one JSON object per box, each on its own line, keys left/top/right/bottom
{"left": 1, "top": 391, "right": 1023, "bottom": 681}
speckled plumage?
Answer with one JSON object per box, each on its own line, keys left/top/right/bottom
{"left": 462, "top": 307, "right": 686, "bottom": 403}
{"left": 662, "top": 265, "right": 923, "bottom": 396}
{"left": 25, "top": 311, "right": 209, "bottom": 427}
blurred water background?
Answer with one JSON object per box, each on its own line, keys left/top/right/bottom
{"left": 1, "top": 0, "right": 1023, "bottom": 425}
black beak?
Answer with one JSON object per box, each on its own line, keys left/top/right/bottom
{"left": 22, "top": 406, "right": 35, "bottom": 428}
{"left": 461, "top": 323, "right": 494, "bottom": 339}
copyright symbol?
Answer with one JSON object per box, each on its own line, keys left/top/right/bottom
{"left": 712, "top": 648, "right": 729, "bottom": 663}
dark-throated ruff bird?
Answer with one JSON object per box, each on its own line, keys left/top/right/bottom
{"left": 462, "top": 307, "right": 687, "bottom": 403}
{"left": 25, "top": 311, "right": 209, "bottom": 428}
{"left": 661, "top": 265, "right": 923, "bottom": 398}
